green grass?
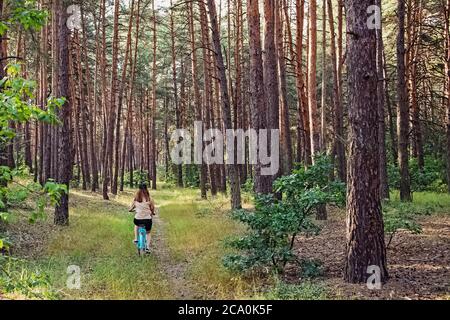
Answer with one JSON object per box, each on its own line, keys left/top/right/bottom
{"left": 3, "top": 184, "right": 265, "bottom": 299}
{"left": 6, "top": 185, "right": 449, "bottom": 300}
{"left": 390, "top": 190, "right": 450, "bottom": 215}
{"left": 25, "top": 189, "right": 172, "bottom": 299}
{"left": 263, "top": 281, "right": 328, "bottom": 300}
{"left": 151, "top": 187, "right": 267, "bottom": 299}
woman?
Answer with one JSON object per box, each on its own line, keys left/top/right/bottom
{"left": 129, "top": 183, "right": 156, "bottom": 253}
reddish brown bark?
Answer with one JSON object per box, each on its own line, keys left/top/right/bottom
{"left": 344, "top": 0, "right": 388, "bottom": 284}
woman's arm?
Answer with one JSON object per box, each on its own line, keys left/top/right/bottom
{"left": 129, "top": 201, "right": 136, "bottom": 212}
{"left": 149, "top": 199, "right": 156, "bottom": 216}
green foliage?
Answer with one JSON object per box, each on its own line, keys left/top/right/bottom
{"left": 0, "top": 238, "right": 12, "bottom": 251}
{"left": 0, "top": 256, "right": 57, "bottom": 299}
{"left": 410, "top": 157, "right": 447, "bottom": 193}
{"left": 388, "top": 156, "right": 447, "bottom": 193}
{"left": 123, "top": 170, "right": 150, "bottom": 187}
{"left": 299, "top": 259, "right": 323, "bottom": 278}
{"left": 223, "top": 156, "right": 345, "bottom": 274}
{"left": 1, "top": 64, "right": 62, "bottom": 144}
{"left": 0, "top": 2, "right": 65, "bottom": 299}
{"left": 241, "top": 178, "right": 254, "bottom": 193}
{"left": 0, "top": 0, "right": 47, "bottom": 37}
{"left": 0, "top": 179, "right": 66, "bottom": 224}
{"left": 275, "top": 155, "right": 346, "bottom": 206}
{"left": 183, "top": 164, "right": 200, "bottom": 188}
{"left": 223, "top": 195, "right": 299, "bottom": 273}
{"left": 383, "top": 202, "right": 424, "bottom": 248}
{"left": 265, "top": 280, "right": 328, "bottom": 300}
{"left": 0, "top": 177, "right": 65, "bottom": 298}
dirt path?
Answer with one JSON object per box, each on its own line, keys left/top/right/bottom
{"left": 152, "top": 214, "right": 194, "bottom": 299}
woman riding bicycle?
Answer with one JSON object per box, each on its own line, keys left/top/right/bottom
{"left": 129, "top": 183, "right": 156, "bottom": 253}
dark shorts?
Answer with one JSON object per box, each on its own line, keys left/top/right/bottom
{"left": 134, "top": 219, "right": 153, "bottom": 232}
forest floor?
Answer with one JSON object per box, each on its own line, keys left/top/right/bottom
{"left": 287, "top": 194, "right": 450, "bottom": 300}
{"left": 3, "top": 186, "right": 450, "bottom": 300}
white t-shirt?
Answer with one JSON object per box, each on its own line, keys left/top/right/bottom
{"left": 134, "top": 201, "right": 153, "bottom": 220}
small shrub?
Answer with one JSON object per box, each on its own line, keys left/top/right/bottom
{"left": 388, "top": 156, "right": 447, "bottom": 193}
{"left": 383, "top": 202, "right": 423, "bottom": 248}
{"left": 265, "top": 280, "right": 328, "bottom": 300}
{"left": 0, "top": 256, "right": 57, "bottom": 299}
{"left": 299, "top": 259, "right": 323, "bottom": 278}
{"left": 223, "top": 156, "right": 345, "bottom": 274}
{"left": 241, "top": 179, "right": 254, "bottom": 193}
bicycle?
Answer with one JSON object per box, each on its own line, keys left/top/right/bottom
{"left": 136, "top": 224, "right": 148, "bottom": 256}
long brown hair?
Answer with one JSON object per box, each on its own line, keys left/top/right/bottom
{"left": 135, "top": 184, "right": 150, "bottom": 203}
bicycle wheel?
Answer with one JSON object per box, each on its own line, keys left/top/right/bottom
{"left": 137, "top": 226, "right": 146, "bottom": 257}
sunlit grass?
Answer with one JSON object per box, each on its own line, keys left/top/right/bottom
{"left": 11, "top": 184, "right": 263, "bottom": 299}
{"left": 155, "top": 188, "right": 268, "bottom": 299}
{"left": 7, "top": 182, "right": 450, "bottom": 300}
{"left": 390, "top": 190, "right": 450, "bottom": 215}
{"left": 27, "top": 189, "right": 172, "bottom": 300}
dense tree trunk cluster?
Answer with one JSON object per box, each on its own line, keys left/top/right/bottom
{"left": 1, "top": 0, "right": 449, "bottom": 283}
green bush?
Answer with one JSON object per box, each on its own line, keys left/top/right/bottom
{"left": 299, "top": 259, "right": 323, "bottom": 278}
{"left": 383, "top": 202, "right": 424, "bottom": 248}
{"left": 388, "top": 156, "right": 447, "bottom": 193}
{"left": 123, "top": 170, "right": 150, "bottom": 187}
{"left": 223, "top": 156, "right": 345, "bottom": 274}
{"left": 183, "top": 164, "right": 200, "bottom": 188}
{"left": 0, "top": 256, "right": 57, "bottom": 299}
{"left": 241, "top": 178, "right": 254, "bottom": 193}
{"left": 265, "top": 280, "right": 328, "bottom": 300}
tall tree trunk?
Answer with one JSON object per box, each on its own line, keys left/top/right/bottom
{"left": 308, "top": 0, "right": 320, "bottom": 159}
{"left": 112, "top": 0, "right": 136, "bottom": 195}
{"left": 38, "top": 9, "right": 48, "bottom": 185}
{"left": 376, "top": 0, "right": 390, "bottom": 200}
{"left": 54, "top": 0, "right": 72, "bottom": 226}
{"left": 408, "top": 0, "right": 424, "bottom": 170}
{"left": 74, "top": 31, "right": 90, "bottom": 190}
{"left": 320, "top": 0, "right": 327, "bottom": 151}
{"left": 199, "top": 0, "right": 218, "bottom": 196}
{"left": 384, "top": 48, "right": 398, "bottom": 166}
{"left": 277, "top": 0, "right": 293, "bottom": 175}
{"left": 295, "top": 0, "right": 310, "bottom": 164}
{"left": 327, "top": 0, "right": 345, "bottom": 182}
{"left": 207, "top": 0, "right": 242, "bottom": 209}
{"left": 0, "top": 0, "right": 7, "bottom": 211}
{"left": 150, "top": 0, "right": 157, "bottom": 190}
{"left": 21, "top": 32, "right": 32, "bottom": 170}
{"left": 344, "top": 0, "right": 388, "bottom": 284}
{"left": 99, "top": 0, "right": 107, "bottom": 186}
{"left": 248, "top": 0, "right": 271, "bottom": 195}
{"left": 188, "top": 1, "right": 207, "bottom": 198}
{"left": 263, "top": 0, "right": 280, "bottom": 189}
{"left": 170, "top": 0, "right": 183, "bottom": 188}
{"left": 102, "top": 0, "right": 120, "bottom": 200}
{"left": 81, "top": 8, "right": 99, "bottom": 192}
{"left": 397, "top": 0, "right": 412, "bottom": 202}
{"left": 308, "top": 0, "right": 326, "bottom": 220}
{"left": 445, "top": 0, "right": 450, "bottom": 193}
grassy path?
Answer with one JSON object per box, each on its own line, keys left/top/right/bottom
{"left": 6, "top": 186, "right": 450, "bottom": 300}
{"left": 21, "top": 186, "right": 255, "bottom": 300}
{"left": 151, "top": 214, "right": 193, "bottom": 299}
